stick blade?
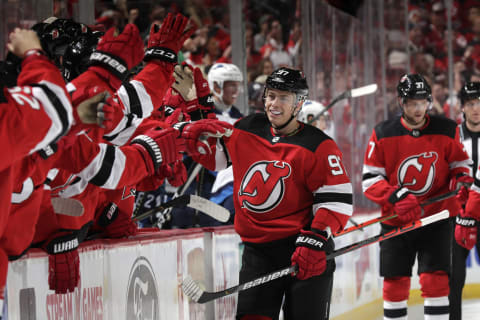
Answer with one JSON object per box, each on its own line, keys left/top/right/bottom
{"left": 188, "top": 195, "right": 230, "bottom": 222}
{"left": 350, "top": 84, "right": 378, "bottom": 98}
{"left": 181, "top": 275, "right": 204, "bottom": 302}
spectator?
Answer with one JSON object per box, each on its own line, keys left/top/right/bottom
{"left": 260, "top": 19, "right": 292, "bottom": 68}
{"left": 254, "top": 14, "right": 270, "bottom": 51}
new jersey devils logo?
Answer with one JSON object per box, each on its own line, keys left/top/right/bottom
{"left": 238, "top": 160, "right": 291, "bottom": 213}
{"left": 397, "top": 152, "right": 438, "bottom": 195}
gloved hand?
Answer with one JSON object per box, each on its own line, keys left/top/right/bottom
{"left": 193, "top": 66, "right": 214, "bottom": 111}
{"left": 43, "top": 232, "right": 82, "bottom": 294}
{"left": 144, "top": 13, "right": 196, "bottom": 64}
{"left": 96, "top": 203, "right": 138, "bottom": 238}
{"left": 90, "top": 23, "right": 144, "bottom": 84}
{"left": 455, "top": 209, "right": 478, "bottom": 250}
{"left": 172, "top": 63, "right": 196, "bottom": 102}
{"left": 48, "top": 250, "right": 80, "bottom": 294}
{"left": 75, "top": 91, "right": 110, "bottom": 125}
{"left": 165, "top": 107, "right": 191, "bottom": 126}
{"left": 96, "top": 95, "right": 124, "bottom": 132}
{"left": 173, "top": 119, "right": 233, "bottom": 156}
{"left": 162, "top": 160, "right": 188, "bottom": 187}
{"left": 291, "top": 229, "right": 328, "bottom": 280}
{"left": 131, "top": 127, "right": 186, "bottom": 174}
{"left": 388, "top": 187, "right": 422, "bottom": 224}
{"left": 449, "top": 174, "right": 474, "bottom": 206}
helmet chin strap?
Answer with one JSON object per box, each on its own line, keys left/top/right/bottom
{"left": 272, "top": 113, "right": 296, "bottom": 130}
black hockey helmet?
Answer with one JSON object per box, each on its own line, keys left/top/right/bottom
{"left": 265, "top": 67, "right": 309, "bottom": 101}
{"left": 397, "top": 73, "right": 432, "bottom": 102}
{"left": 62, "top": 31, "right": 103, "bottom": 81}
{"left": 32, "top": 18, "right": 90, "bottom": 66}
{"left": 459, "top": 82, "right": 480, "bottom": 105}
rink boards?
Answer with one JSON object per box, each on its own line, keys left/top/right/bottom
{"left": 6, "top": 215, "right": 480, "bottom": 319}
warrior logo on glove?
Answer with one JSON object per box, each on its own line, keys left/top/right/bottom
{"left": 397, "top": 151, "right": 438, "bottom": 195}
{"left": 238, "top": 160, "right": 291, "bottom": 213}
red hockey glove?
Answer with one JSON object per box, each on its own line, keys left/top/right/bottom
{"left": 96, "top": 203, "right": 137, "bottom": 238}
{"left": 388, "top": 187, "right": 422, "bottom": 224}
{"left": 162, "top": 160, "right": 188, "bottom": 187}
{"left": 131, "top": 127, "right": 186, "bottom": 174}
{"left": 455, "top": 209, "right": 478, "bottom": 250}
{"left": 165, "top": 107, "right": 191, "bottom": 126}
{"left": 144, "top": 13, "right": 196, "bottom": 64}
{"left": 193, "top": 66, "right": 215, "bottom": 111}
{"left": 43, "top": 232, "right": 81, "bottom": 294}
{"left": 48, "top": 250, "right": 80, "bottom": 294}
{"left": 97, "top": 95, "right": 124, "bottom": 132}
{"left": 90, "top": 24, "right": 144, "bottom": 84}
{"left": 449, "top": 174, "right": 474, "bottom": 206}
{"left": 291, "top": 229, "right": 328, "bottom": 280}
{"left": 173, "top": 119, "right": 233, "bottom": 156}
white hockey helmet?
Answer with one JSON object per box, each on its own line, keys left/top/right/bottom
{"left": 207, "top": 63, "right": 243, "bottom": 100}
{"left": 297, "top": 100, "right": 327, "bottom": 123}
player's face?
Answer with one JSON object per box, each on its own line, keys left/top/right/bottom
{"left": 463, "top": 99, "right": 480, "bottom": 127}
{"left": 222, "top": 81, "right": 241, "bottom": 105}
{"left": 402, "top": 98, "right": 429, "bottom": 127}
{"left": 264, "top": 88, "right": 297, "bottom": 127}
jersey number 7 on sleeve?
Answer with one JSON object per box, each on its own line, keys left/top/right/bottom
{"left": 328, "top": 155, "right": 344, "bottom": 175}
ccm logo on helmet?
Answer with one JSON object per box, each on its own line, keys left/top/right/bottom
{"left": 90, "top": 52, "right": 127, "bottom": 74}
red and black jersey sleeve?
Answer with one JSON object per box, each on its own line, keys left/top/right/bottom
{"left": 308, "top": 139, "right": 353, "bottom": 233}
{"left": 0, "top": 54, "right": 73, "bottom": 171}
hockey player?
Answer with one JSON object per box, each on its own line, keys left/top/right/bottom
{"left": 362, "top": 74, "right": 472, "bottom": 320}
{"left": 297, "top": 99, "right": 335, "bottom": 138}
{"left": 177, "top": 67, "right": 353, "bottom": 319}
{"left": 449, "top": 82, "right": 480, "bottom": 320}
{"left": 0, "top": 27, "right": 74, "bottom": 313}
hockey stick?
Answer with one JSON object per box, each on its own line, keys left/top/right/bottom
{"left": 334, "top": 187, "right": 461, "bottom": 237}
{"left": 132, "top": 194, "right": 229, "bottom": 223}
{"left": 308, "top": 84, "right": 378, "bottom": 124}
{"left": 182, "top": 209, "right": 449, "bottom": 303}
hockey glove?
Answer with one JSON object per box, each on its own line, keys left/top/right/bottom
{"left": 449, "top": 173, "right": 474, "bottom": 206}
{"left": 96, "top": 202, "right": 138, "bottom": 238}
{"left": 172, "top": 63, "right": 196, "bottom": 102}
{"left": 97, "top": 95, "right": 123, "bottom": 132}
{"left": 130, "top": 127, "right": 186, "bottom": 174}
{"left": 291, "top": 229, "right": 328, "bottom": 280}
{"left": 173, "top": 119, "right": 233, "bottom": 156}
{"left": 193, "top": 66, "right": 215, "bottom": 112}
{"left": 43, "top": 232, "right": 82, "bottom": 294}
{"left": 164, "top": 160, "right": 188, "bottom": 187}
{"left": 388, "top": 187, "right": 422, "bottom": 224}
{"left": 144, "top": 13, "right": 196, "bottom": 64}
{"left": 455, "top": 209, "right": 478, "bottom": 250}
{"left": 90, "top": 24, "right": 144, "bottom": 85}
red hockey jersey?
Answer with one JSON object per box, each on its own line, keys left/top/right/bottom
{"left": 362, "top": 115, "right": 471, "bottom": 225}
{"left": 200, "top": 114, "right": 353, "bottom": 243}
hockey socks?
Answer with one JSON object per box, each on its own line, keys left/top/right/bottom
{"left": 384, "top": 300, "right": 407, "bottom": 320}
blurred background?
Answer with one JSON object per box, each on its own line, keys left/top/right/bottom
{"left": 1, "top": 0, "right": 475, "bottom": 214}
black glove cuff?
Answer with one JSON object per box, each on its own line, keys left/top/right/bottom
{"left": 89, "top": 50, "right": 129, "bottom": 81}
{"left": 44, "top": 233, "right": 80, "bottom": 254}
{"left": 456, "top": 215, "right": 478, "bottom": 228}
{"left": 144, "top": 47, "right": 177, "bottom": 64}
{"left": 131, "top": 134, "right": 163, "bottom": 171}
{"left": 97, "top": 202, "right": 119, "bottom": 227}
{"left": 388, "top": 187, "right": 410, "bottom": 204}
{"left": 295, "top": 231, "right": 328, "bottom": 251}
{"left": 198, "top": 94, "right": 214, "bottom": 110}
